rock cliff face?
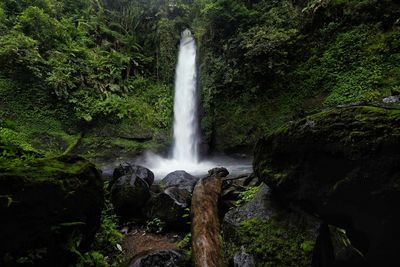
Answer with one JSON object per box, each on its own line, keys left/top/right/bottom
{"left": 0, "top": 155, "right": 104, "bottom": 266}
{"left": 254, "top": 105, "right": 400, "bottom": 266}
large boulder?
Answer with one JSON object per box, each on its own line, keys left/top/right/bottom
{"left": 160, "top": 171, "right": 199, "bottom": 192}
{"left": 254, "top": 105, "right": 400, "bottom": 266}
{"left": 0, "top": 155, "right": 104, "bottom": 267}
{"left": 145, "top": 187, "right": 191, "bottom": 230}
{"left": 110, "top": 174, "right": 151, "bottom": 220}
{"left": 112, "top": 163, "right": 154, "bottom": 187}
{"left": 223, "top": 185, "right": 275, "bottom": 226}
{"left": 145, "top": 171, "right": 198, "bottom": 230}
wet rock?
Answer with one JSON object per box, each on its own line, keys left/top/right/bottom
{"left": 0, "top": 155, "right": 103, "bottom": 266}
{"left": 383, "top": 95, "right": 400, "bottom": 103}
{"left": 164, "top": 187, "right": 191, "bottom": 207}
{"left": 160, "top": 170, "right": 199, "bottom": 191}
{"left": 130, "top": 250, "right": 181, "bottom": 267}
{"left": 145, "top": 187, "right": 191, "bottom": 230}
{"left": 233, "top": 247, "right": 255, "bottom": 267}
{"left": 110, "top": 175, "right": 151, "bottom": 220}
{"left": 220, "top": 174, "right": 261, "bottom": 211}
{"left": 208, "top": 167, "right": 229, "bottom": 177}
{"left": 254, "top": 105, "right": 400, "bottom": 265}
{"left": 112, "top": 163, "right": 154, "bottom": 187}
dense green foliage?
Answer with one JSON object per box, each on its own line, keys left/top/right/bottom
{"left": 1, "top": 0, "right": 399, "bottom": 265}
{"left": 195, "top": 0, "right": 400, "bottom": 151}
{"left": 1, "top": 0, "right": 399, "bottom": 154}
{"left": 0, "top": 0, "right": 192, "bottom": 157}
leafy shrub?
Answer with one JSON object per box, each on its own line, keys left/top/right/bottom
{"left": 324, "top": 67, "right": 382, "bottom": 106}
{"left": 76, "top": 251, "right": 108, "bottom": 267}
{"left": 236, "top": 185, "right": 261, "bottom": 206}
{"left": 177, "top": 233, "right": 192, "bottom": 250}
{"left": 0, "top": 30, "right": 43, "bottom": 77}
{"left": 0, "top": 127, "right": 35, "bottom": 151}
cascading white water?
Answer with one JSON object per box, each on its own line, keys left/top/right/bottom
{"left": 172, "top": 29, "right": 200, "bottom": 163}
{"left": 140, "top": 29, "right": 214, "bottom": 178}
{"left": 130, "top": 29, "right": 253, "bottom": 179}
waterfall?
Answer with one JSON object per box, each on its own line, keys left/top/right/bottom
{"left": 172, "top": 29, "right": 199, "bottom": 163}
{"left": 140, "top": 29, "right": 219, "bottom": 179}
{"left": 137, "top": 29, "right": 252, "bottom": 179}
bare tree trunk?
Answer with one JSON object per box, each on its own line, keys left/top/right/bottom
{"left": 191, "top": 168, "right": 229, "bottom": 267}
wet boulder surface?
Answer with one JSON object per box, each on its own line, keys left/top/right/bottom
{"left": 110, "top": 176, "right": 151, "bottom": 220}
{"left": 144, "top": 187, "right": 191, "bottom": 230}
{"left": 145, "top": 171, "right": 196, "bottom": 231}
{"left": 223, "top": 184, "right": 275, "bottom": 226}
{"left": 254, "top": 105, "right": 400, "bottom": 266}
{"left": 0, "top": 154, "right": 104, "bottom": 267}
{"left": 112, "top": 163, "right": 154, "bottom": 188}
{"left": 160, "top": 170, "right": 199, "bottom": 191}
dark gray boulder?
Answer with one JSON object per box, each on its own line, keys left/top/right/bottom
{"left": 112, "top": 163, "right": 154, "bottom": 187}
{"left": 110, "top": 175, "right": 150, "bottom": 220}
{"left": 144, "top": 187, "right": 191, "bottom": 230}
{"left": 160, "top": 170, "right": 199, "bottom": 191}
{"left": 208, "top": 167, "right": 229, "bottom": 177}
{"left": 130, "top": 250, "right": 181, "bottom": 267}
{"left": 164, "top": 186, "right": 191, "bottom": 207}
{"left": 233, "top": 247, "right": 255, "bottom": 267}
{"left": 223, "top": 185, "right": 275, "bottom": 226}
{"left": 383, "top": 95, "right": 400, "bottom": 103}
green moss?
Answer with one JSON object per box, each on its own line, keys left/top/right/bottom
{"left": 0, "top": 154, "right": 94, "bottom": 185}
{"left": 0, "top": 127, "right": 36, "bottom": 152}
{"left": 236, "top": 185, "right": 262, "bottom": 206}
{"left": 223, "top": 218, "right": 315, "bottom": 267}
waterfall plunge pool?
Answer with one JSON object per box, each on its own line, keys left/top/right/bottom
{"left": 100, "top": 154, "right": 253, "bottom": 181}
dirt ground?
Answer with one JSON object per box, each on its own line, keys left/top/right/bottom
{"left": 122, "top": 226, "right": 181, "bottom": 262}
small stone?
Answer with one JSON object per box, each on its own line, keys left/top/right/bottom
{"left": 383, "top": 95, "right": 400, "bottom": 103}
{"left": 233, "top": 247, "right": 255, "bottom": 267}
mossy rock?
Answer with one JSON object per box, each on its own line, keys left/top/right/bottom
{"left": 222, "top": 217, "right": 317, "bottom": 267}
{"left": 0, "top": 155, "right": 104, "bottom": 266}
{"left": 254, "top": 105, "right": 400, "bottom": 265}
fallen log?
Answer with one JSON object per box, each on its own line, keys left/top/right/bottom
{"left": 191, "top": 167, "right": 229, "bottom": 267}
